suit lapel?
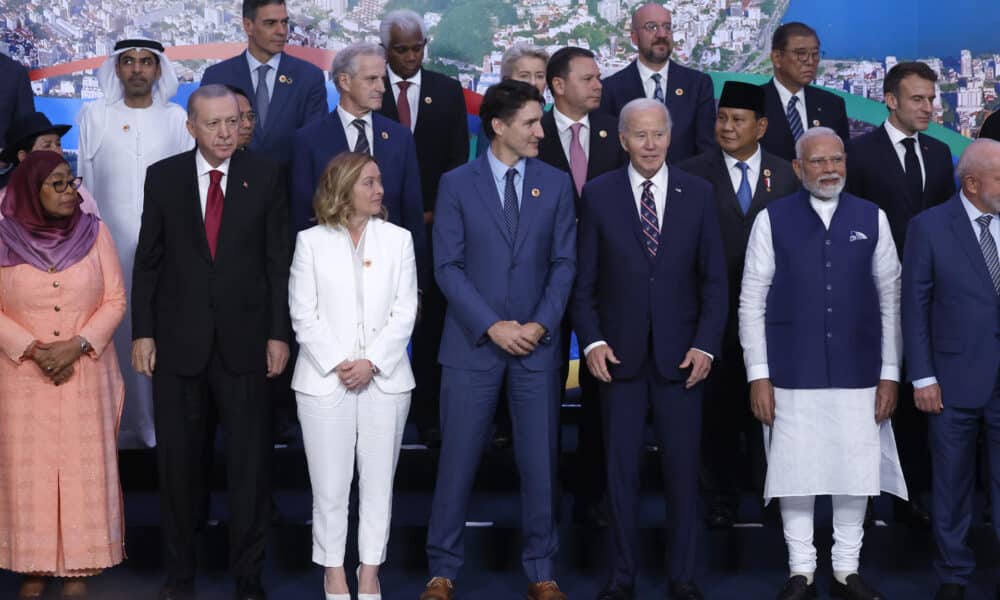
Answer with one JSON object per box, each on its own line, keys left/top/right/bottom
{"left": 380, "top": 76, "right": 400, "bottom": 121}
{"left": 539, "top": 112, "right": 570, "bottom": 172}
{"left": 216, "top": 153, "right": 249, "bottom": 263}
{"left": 653, "top": 174, "right": 682, "bottom": 267}
{"left": 586, "top": 119, "right": 617, "bottom": 180}
{"left": 872, "top": 125, "right": 921, "bottom": 212}
{"left": 751, "top": 152, "right": 784, "bottom": 213}
{"left": 266, "top": 55, "right": 295, "bottom": 133}
{"left": 610, "top": 167, "right": 650, "bottom": 260}
{"left": 471, "top": 155, "right": 513, "bottom": 246}
{"left": 513, "top": 159, "right": 543, "bottom": 255}
{"left": 187, "top": 151, "right": 213, "bottom": 264}
{"left": 663, "top": 60, "right": 686, "bottom": 113}
{"left": 711, "top": 152, "right": 744, "bottom": 219}
{"left": 949, "top": 197, "right": 997, "bottom": 296}
{"left": 625, "top": 61, "right": 646, "bottom": 104}
{"left": 804, "top": 86, "right": 829, "bottom": 129}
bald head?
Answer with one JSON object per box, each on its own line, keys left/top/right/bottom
{"left": 957, "top": 139, "right": 1000, "bottom": 212}
{"left": 630, "top": 3, "right": 673, "bottom": 68}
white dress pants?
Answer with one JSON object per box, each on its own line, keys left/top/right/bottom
{"left": 297, "top": 386, "right": 410, "bottom": 567}
{"left": 780, "top": 494, "right": 868, "bottom": 574}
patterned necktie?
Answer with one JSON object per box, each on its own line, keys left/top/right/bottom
{"left": 651, "top": 73, "right": 664, "bottom": 103}
{"left": 786, "top": 95, "right": 804, "bottom": 142}
{"left": 736, "top": 161, "right": 752, "bottom": 214}
{"left": 205, "top": 170, "right": 224, "bottom": 259}
{"left": 352, "top": 119, "right": 370, "bottom": 155}
{"left": 396, "top": 81, "right": 412, "bottom": 130}
{"left": 975, "top": 214, "right": 1000, "bottom": 295}
{"left": 640, "top": 180, "right": 660, "bottom": 257}
{"left": 568, "top": 122, "right": 587, "bottom": 196}
{"left": 255, "top": 64, "right": 271, "bottom": 127}
{"left": 503, "top": 168, "right": 519, "bottom": 236}
{"left": 900, "top": 137, "right": 924, "bottom": 207}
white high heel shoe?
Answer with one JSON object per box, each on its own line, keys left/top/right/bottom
{"left": 356, "top": 565, "right": 381, "bottom": 600}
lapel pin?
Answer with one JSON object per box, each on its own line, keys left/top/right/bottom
{"left": 122, "top": 124, "right": 130, "bottom": 132}
{"left": 424, "top": 96, "right": 432, "bottom": 104}
{"left": 812, "top": 119, "right": 821, "bottom": 126}
{"left": 531, "top": 188, "right": 541, "bottom": 197}
{"left": 674, "top": 187, "right": 682, "bottom": 193}
{"left": 278, "top": 74, "right": 292, "bottom": 84}
{"left": 381, "top": 131, "right": 389, "bottom": 140}
{"left": 242, "top": 180, "right": 249, "bottom": 188}
{"left": 675, "top": 88, "right": 684, "bottom": 96}
{"left": 598, "top": 129, "right": 608, "bottom": 138}
{"left": 363, "top": 259, "right": 372, "bottom": 267}
{"left": 763, "top": 169, "right": 772, "bottom": 192}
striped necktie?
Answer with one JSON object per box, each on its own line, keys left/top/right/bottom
{"left": 640, "top": 180, "right": 660, "bottom": 257}
{"left": 976, "top": 214, "right": 1000, "bottom": 294}
{"left": 786, "top": 95, "right": 804, "bottom": 142}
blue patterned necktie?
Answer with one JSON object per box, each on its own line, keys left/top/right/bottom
{"left": 651, "top": 73, "right": 664, "bottom": 103}
{"left": 640, "top": 180, "right": 660, "bottom": 257}
{"left": 503, "top": 168, "right": 519, "bottom": 236}
{"left": 786, "top": 95, "right": 804, "bottom": 142}
{"left": 352, "top": 119, "right": 370, "bottom": 155}
{"left": 736, "top": 161, "right": 752, "bottom": 214}
{"left": 255, "top": 64, "right": 271, "bottom": 126}
{"left": 976, "top": 214, "right": 1000, "bottom": 294}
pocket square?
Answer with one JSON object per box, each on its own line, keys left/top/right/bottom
{"left": 849, "top": 230, "right": 868, "bottom": 242}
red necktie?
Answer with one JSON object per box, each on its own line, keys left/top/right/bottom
{"left": 396, "top": 81, "right": 412, "bottom": 129}
{"left": 205, "top": 169, "right": 224, "bottom": 259}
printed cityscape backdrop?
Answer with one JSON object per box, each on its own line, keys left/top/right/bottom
{"left": 2, "top": 0, "right": 999, "bottom": 141}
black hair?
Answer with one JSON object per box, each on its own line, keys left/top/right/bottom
{"left": 243, "top": 0, "right": 285, "bottom": 20}
{"left": 884, "top": 61, "right": 938, "bottom": 97}
{"left": 545, "top": 46, "right": 595, "bottom": 95}
{"left": 479, "top": 79, "right": 544, "bottom": 141}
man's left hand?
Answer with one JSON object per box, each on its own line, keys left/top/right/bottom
{"left": 679, "top": 349, "right": 712, "bottom": 389}
{"left": 875, "top": 379, "right": 898, "bottom": 424}
{"left": 521, "top": 322, "right": 546, "bottom": 345}
{"left": 266, "top": 339, "right": 290, "bottom": 378}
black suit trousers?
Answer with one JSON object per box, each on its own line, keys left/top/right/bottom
{"left": 153, "top": 345, "right": 272, "bottom": 581}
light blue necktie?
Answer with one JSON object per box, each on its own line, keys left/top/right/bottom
{"left": 255, "top": 64, "right": 271, "bottom": 127}
{"left": 736, "top": 161, "right": 752, "bottom": 214}
{"left": 651, "top": 73, "right": 664, "bottom": 103}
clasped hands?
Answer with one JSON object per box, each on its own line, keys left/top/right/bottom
{"left": 25, "top": 338, "right": 86, "bottom": 385}
{"left": 488, "top": 320, "right": 546, "bottom": 356}
{"left": 336, "top": 358, "right": 375, "bottom": 391}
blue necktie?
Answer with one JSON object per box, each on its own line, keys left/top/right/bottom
{"left": 640, "top": 180, "right": 659, "bottom": 257}
{"left": 651, "top": 73, "right": 664, "bottom": 103}
{"left": 736, "top": 161, "right": 752, "bottom": 214}
{"left": 352, "top": 119, "right": 370, "bottom": 155}
{"left": 786, "top": 95, "right": 804, "bottom": 142}
{"left": 503, "top": 168, "right": 519, "bottom": 236}
{"left": 255, "top": 64, "right": 271, "bottom": 127}
{"left": 976, "top": 214, "right": 1000, "bottom": 295}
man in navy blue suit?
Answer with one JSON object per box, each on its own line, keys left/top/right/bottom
{"left": 903, "top": 139, "right": 1000, "bottom": 600}
{"left": 0, "top": 52, "right": 35, "bottom": 183}
{"left": 597, "top": 3, "right": 715, "bottom": 164}
{"left": 287, "top": 42, "right": 427, "bottom": 286}
{"left": 758, "top": 22, "right": 850, "bottom": 163}
{"left": 201, "top": 0, "right": 327, "bottom": 165}
{"left": 574, "top": 98, "right": 727, "bottom": 600}
{"left": 421, "top": 80, "right": 576, "bottom": 600}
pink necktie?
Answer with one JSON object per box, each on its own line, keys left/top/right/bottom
{"left": 569, "top": 122, "right": 587, "bottom": 196}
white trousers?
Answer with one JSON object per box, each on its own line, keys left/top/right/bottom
{"left": 779, "top": 495, "right": 868, "bottom": 574}
{"left": 297, "top": 387, "right": 410, "bottom": 567}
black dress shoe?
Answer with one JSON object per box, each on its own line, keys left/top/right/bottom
{"left": 158, "top": 580, "right": 194, "bottom": 600}
{"left": 934, "top": 583, "right": 965, "bottom": 600}
{"left": 831, "top": 574, "right": 883, "bottom": 600}
{"left": 776, "top": 575, "right": 817, "bottom": 600}
{"left": 895, "top": 500, "right": 931, "bottom": 529}
{"left": 668, "top": 582, "right": 704, "bottom": 600}
{"left": 234, "top": 576, "right": 266, "bottom": 600}
{"left": 594, "top": 585, "right": 634, "bottom": 600}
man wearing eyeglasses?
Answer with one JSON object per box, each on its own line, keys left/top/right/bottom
{"left": 597, "top": 3, "right": 715, "bottom": 164}
{"left": 759, "top": 22, "right": 850, "bottom": 163}
{"left": 740, "top": 128, "right": 906, "bottom": 600}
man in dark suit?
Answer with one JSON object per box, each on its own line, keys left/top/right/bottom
{"left": 288, "top": 42, "right": 427, "bottom": 285}
{"left": 678, "top": 81, "right": 799, "bottom": 529}
{"left": 376, "top": 9, "right": 469, "bottom": 448}
{"left": 421, "top": 80, "right": 576, "bottom": 600}
{"left": 201, "top": 0, "right": 327, "bottom": 165}
{"left": 759, "top": 22, "right": 850, "bottom": 162}
{"left": 574, "top": 98, "right": 727, "bottom": 600}
{"left": 536, "top": 45, "right": 626, "bottom": 526}
{"left": 847, "top": 61, "right": 956, "bottom": 530}
{"left": 0, "top": 52, "right": 35, "bottom": 185}
{"left": 597, "top": 3, "right": 715, "bottom": 164}
{"left": 903, "top": 139, "right": 1000, "bottom": 600}
{"left": 132, "top": 84, "right": 290, "bottom": 600}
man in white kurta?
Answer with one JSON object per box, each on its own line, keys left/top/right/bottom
{"left": 77, "top": 39, "right": 191, "bottom": 448}
{"left": 739, "top": 127, "right": 907, "bottom": 600}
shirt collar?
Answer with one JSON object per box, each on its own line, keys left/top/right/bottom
{"left": 387, "top": 66, "right": 422, "bottom": 88}
{"left": 337, "top": 105, "right": 373, "bottom": 131}
{"left": 486, "top": 147, "right": 526, "bottom": 184}
{"left": 722, "top": 145, "right": 762, "bottom": 174}
{"left": 552, "top": 106, "right": 589, "bottom": 134}
{"left": 883, "top": 119, "right": 919, "bottom": 146}
{"left": 636, "top": 59, "right": 669, "bottom": 85}
{"left": 773, "top": 77, "right": 805, "bottom": 107}
{"left": 627, "top": 161, "right": 669, "bottom": 192}
{"left": 245, "top": 50, "right": 282, "bottom": 74}
{"left": 960, "top": 191, "right": 998, "bottom": 223}
{"left": 195, "top": 149, "right": 231, "bottom": 178}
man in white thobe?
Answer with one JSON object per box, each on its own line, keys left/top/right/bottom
{"left": 77, "top": 38, "right": 191, "bottom": 448}
{"left": 739, "top": 127, "right": 907, "bottom": 600}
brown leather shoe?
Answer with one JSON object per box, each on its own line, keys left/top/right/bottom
{"left": 528, "top": 580, "right": 568, "bottom": 600}
{"left": 18, "top": 576, "right": 45, "bottom": 599}
{"left": 419, "top": 577, "right": 454, "bottom": 600}
{"left": 61, "top": 577, "right": 88, "bottom": 598}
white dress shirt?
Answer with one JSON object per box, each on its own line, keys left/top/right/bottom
{"left": 337, "top": 106, "right": 374, "bottom": 155}
{"left": 773, "top": 78, "right": 807, "bottom": 132}
{"left": 246, "top": 51, "right": 282, "bottom": 101}
{"left": 387, "top": 66, "right": 422, "bottom": 132}
{"left": 194, "top": 149, "right": 231, "bottom": 218}
{"left": 552, "top": 106, "right": 590, "bottom": 162}
{"left": 722, "top": 145, "right": 762, "bottom": 197}
{"left": 884, "top": 119, "right": 926, "bottom": 187}
{"left": 636, "top": 59, "right": 670, "bottom": 100}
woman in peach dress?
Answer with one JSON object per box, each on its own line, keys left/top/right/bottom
{"left": 0, "top": 151, "right": 126, "bottom": 599}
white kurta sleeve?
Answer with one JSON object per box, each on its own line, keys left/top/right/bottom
{"left": 739, "top": 209, "right": 774, "bottom": 382}
{"left": 873, "top": 209, "right": 902, "bottom": 381}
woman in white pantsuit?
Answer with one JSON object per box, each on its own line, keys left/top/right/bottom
{"left": 289, "top": 152, "right": 418, "bottom": 600}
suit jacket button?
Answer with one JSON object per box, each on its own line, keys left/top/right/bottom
{"left": 54, "top": 306, "right": 61, "bottom": 312}
{"left": 53, "top": 330, "right": 60, "bottom": 337}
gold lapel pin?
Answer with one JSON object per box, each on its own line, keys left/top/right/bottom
{"left": 763, "top": 169, "right": 771, "bottom": 177}
{"left": 424, "top": 96, "right": 432, "bottom": 104}
{"left": 278, "top": 74, "right": 293, "bottom": 84}
{"left": 381, "top": 131, "right": 389, "bottom": 140}
{"left": 675, "top": 88, "right": 684, "bottom": 96}
{"left": 598, "top": 130, "right": 608, "bottom": 138}
{"left": 812, "top": 119, "right": 820, "bottom": 126}
{"left": 122, "top": 124, "right": 130, "bottom": 132}
{"left": 531, "top": 188, "right": 541, "bottom": 197}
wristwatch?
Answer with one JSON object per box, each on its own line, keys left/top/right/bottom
{"left": 77, "top": 336, "right": 92, "bottom": 354}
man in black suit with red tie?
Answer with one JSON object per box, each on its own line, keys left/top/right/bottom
{"left": 679, "top": 81, "right": 799, "bottom": 529}
{"left": 132, "top": 84, "right": 290, "bottom": 600}
{"left": 847, "top": 61, "right": 956, "bottom": 530}
{"left": 759, "top": 22, "right": 850, "bottom": 162}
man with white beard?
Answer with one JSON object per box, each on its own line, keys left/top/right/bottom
{"left": 739, "top": 127, "right": 907, "bottom": 600}
{"left": 77, "top": 39, "right": 192, "bottom": 447}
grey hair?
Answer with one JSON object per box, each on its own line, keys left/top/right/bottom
{"left": 618, "top": 98, "right": 672, "bottom": 134}
{"left": 794, "top": 126, "right": 843, "bottom": 160}
{"left": 500, "top": 43, "right": 549, "bottom": 79}
{"left": 379, "top": 10, "right": 427, "bottom": 47}
{"left": 187, "top": 83, "right": 237, "bottom": 118}
{"left": 956, "top": 138, "right": 1000, "bottom": 180}
{"left": 331, "top": 42, "right": 384, "bottom": 90}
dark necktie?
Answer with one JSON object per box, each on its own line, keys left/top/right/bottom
{"left": 352, "top": 119, "right": 370, "bottom": 155}
{"left": 786, "top": 95, "right": 804, "bottom": 142}
{"left": 900, "top": 137, "right": 924, "bottom": 208}
{"left": 651, "top": 73, "right": 664, "bottom": 103}
{"left": 975, "top": 214, "right": 1000, "bottom": 295}
{"left": 205, "top": 170, "right": 224, "bottom": 259}
{"left": 255, "top": 64, "right": 271, "bottom": 127}
{"left": 503, "top": 168, "right": 519, "bottom": 236}
{"left": 736, "top": 161, "right": 752, "bottom": 214}
{"left": 640, "top": 180, "right": 660, "bottom": 257}
{"left": 396, "top": 81, "right": 412, "bottom": 129}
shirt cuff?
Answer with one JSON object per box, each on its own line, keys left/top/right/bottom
{"left": 879, "top": 365, "right": 900, "bottom": 382}
{"left": 692, "top": 347, "right": 714, "bottom": 361}
{"left": 746, "top": 364, "right": 769, "bottom": 382}
{"left": 912, "top": 376, "right": 938, "bottom": 389}
{"left": 583, "top": 340, "right": 607, "bottom": 357}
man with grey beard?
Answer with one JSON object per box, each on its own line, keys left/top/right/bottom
{"left": 739, "top": 127, "right": 907, "bottom": 600}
